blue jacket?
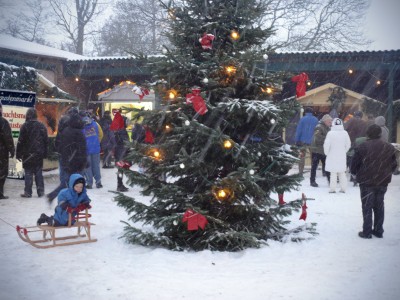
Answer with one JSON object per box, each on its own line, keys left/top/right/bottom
{"left": 54, "top": 174, "right": 91, "bottom": 226}
{"left": 295, "top": 113, "right": 318, "bottom": 145}
{"left": 83, "top": 119, "right": 101, "bottom": 155}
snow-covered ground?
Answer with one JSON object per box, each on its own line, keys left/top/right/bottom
{"left": 1, "top": 165, "right": 399, "bottom": 300}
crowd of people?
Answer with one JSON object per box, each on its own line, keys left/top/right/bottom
{"left": 295, "top": 108, "right": 399, "bottom": 238}
{"left": 1, "top": 103, "right": 399, "bottom": 238}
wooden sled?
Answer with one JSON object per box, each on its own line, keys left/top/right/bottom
{"left": 16, "top": 208, "right": 97, "bottom": 249}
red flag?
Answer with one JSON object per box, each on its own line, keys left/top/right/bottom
{"left": 299, "top": 193, "right": 308, "bottom": 221}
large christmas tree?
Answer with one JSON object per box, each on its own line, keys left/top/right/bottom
{"left": 114, "top": 0, "right": 307, "bottom": 251}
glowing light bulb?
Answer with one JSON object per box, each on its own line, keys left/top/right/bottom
{"left": 230, "top": 30, "right": 240, "bottom": 40}
{"left": 225, "top": 66, "right": 236, "bottom": 74}
{"left": 348, "top": 69, "right": 354, "bottom": 74}
{"left": 75, "top": 77, "right": 79, "bottom": 82}
{"left": 218, "top": 189, "right": 227, "bottom": 199}
{"left": 180, "top": 163, "right": 185, "bottom": 169}
{"left": 105, "top": 78, "right": 110, "bottom": 82}
{"left": 184, "top": 120, "right": 190, "bottom": 126}
{"left": 203, "top": 78, "right": 209, "bottom": 84}
{"left": 249, "top": 169, "right": 255, "bottom": 175}
{"left": 376, "top": 80, "right": 381, "bottom": 85}
{"left": 270, "top": 118, "right": 276, "bottom": 124}
{"left": 223, "top": 140, "right": 233, "bottom": 149}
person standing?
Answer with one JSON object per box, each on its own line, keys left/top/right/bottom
{"left": 55, "top": 106, "right": 79, "bottom": 188}
{"left": 374, "top": 116, "right": 389, "bottom": 142}
{"left": 47, "top": 114, "right": 87, "bottom": 202}
{"left": 110, "top": 109, "right": 130, "bottom": 192}
{"left": 323, "top": 118, "right": 351, "bottom": 193}
{"left": 99, "top": 111, "right": 115, "bottom": 168}
{"left": 351, "top": 124, "right": 397, "bottom": 239}
{"left": 294, "top": 107, "right": 318, "bottom": 175}
{"left": 16, "top": 108, "right": 49, "bottom": 197}
{"left": 81, "top": 112, "right": 103, "bottom": 189}
{"left": 344, "top": 110, "right": 367, "bottom": 145}
{"left": 0, "top": 102, "right": 15, "bottom": 199}
{"left": 309, "top": 114, "right": 332, "bottom": 187}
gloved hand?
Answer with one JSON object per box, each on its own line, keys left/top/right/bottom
{"left": 78, "top": 202, "right": 92, "bottom": 211}
{"left": 66, "top": 206, "right": 75, "bottom": 213}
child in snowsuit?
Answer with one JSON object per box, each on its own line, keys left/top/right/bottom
{"left": 37, "top": 174, "right": 91, "bottom": 226}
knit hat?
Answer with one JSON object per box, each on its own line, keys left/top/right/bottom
{"left": 354, "top": 111, "right": 363, "bottom": 118}
{"left": 366, "top": 124, "right": 382, "bottom": 139}
{"left": 321, "top": 114, "right": 332, "bottom": 122}
{"left": 332, "top": 118, "right": 343, "bottom": 126}
{"left": 374, "top": 116, "right": 386, "bottom": 127}
{"left": 304, "top": 107, "right": 313, "bottom": 113}
{"left": 73, "top": 178, "right": 85, "bottom": 187}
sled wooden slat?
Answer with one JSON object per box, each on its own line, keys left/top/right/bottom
{"left": 16, "top": 208, "right": 97, "bottom": 249}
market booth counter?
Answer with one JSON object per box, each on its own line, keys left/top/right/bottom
{"left": 92, "top": 81, "right": 155, "bottom": 128}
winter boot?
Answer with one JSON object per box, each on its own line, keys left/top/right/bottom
{"left": 278, "top": 194, "right": 286, "bottom": 205}
{"left": 37, "top": 213, "right": 49, "bottom": 226}
{"left": 117, "top": 176, "right": 129, "bottom": 192}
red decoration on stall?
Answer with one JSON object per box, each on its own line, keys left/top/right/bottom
{"left": 132, "top": 86, "right": 150, "bottom": 101}
{"left": 199, "top": 33, "right": 215, "bottom": 50}
{"left": 291, "top": 72, "right": 309, "bottom": 98}
{"left": 299, "top": 193, "right": 308, "bottom": 221}
{"left": 186, "top": 87, "right": 208, "bottom": 115}
{"left": 182, "top": 209, "right": 208, "bottom": 231}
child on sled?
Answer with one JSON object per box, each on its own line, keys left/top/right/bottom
{"left": 37, "top": 174, "right": 91, "bottom": 226}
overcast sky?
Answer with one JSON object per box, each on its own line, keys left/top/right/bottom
{"left": 0, "top": 0, "right": 399, "bottom": 52}
{"left": 364, "top": 0, "right": 400, "bottom": 50}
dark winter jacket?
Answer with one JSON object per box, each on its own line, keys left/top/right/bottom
{"left": 0, "top": 115, "right": 15, "bottom": 176}
{"left": 54, "top": 173, "right": 91, "bottom": 226}
{"left": 295, "top": 112, "right": 318, "bottom": 145}
{"left": 99, "top": 115, "right": 115, "bottom": 151}
{"left": 310, "top": 121, "right": 330, "bottom": 155}
{"left": 131, "top": 123, "right": 145, "bottom": 143}
{"left": 344, "top": 116, "right": 367, "bottom": 145}
{"left": 55, "top": 107, "right": 79, "bottom": 153}
{"left": 16, "top": 109, "right": 48, "bottom": 169}
{"left": 58, "top": 115, "right": 87, "bottom": 174}
{"left": 350, "top": 138, "right": 397, "bottom": 187}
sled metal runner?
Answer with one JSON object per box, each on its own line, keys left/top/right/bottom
{"left": 16, "top": 209, "right": 97, "bottom": 249}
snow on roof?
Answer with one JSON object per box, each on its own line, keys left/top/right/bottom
{"left": 0, "top": 34, "right": 87, "bottom": 60}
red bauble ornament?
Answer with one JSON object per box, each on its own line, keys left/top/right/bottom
{"left": 291, "top": 72, "right": 309, "bottom": 98}
{"left": 199, "top": 33, "right": 215, "bottom": 50}
{"left": 182, "top": 209, "right": 208, "bottom": 231}
{"left": 186, "top": 87, "right": 208, "bottom": 115}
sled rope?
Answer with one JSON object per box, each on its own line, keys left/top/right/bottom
{"left": 0, "top": 216, "right": 16, "bottom": 229}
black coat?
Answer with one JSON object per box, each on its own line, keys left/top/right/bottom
{"left": 99, "top": 116, "right": 115, "bottom": 151}
{"left": 0, "top": 116, "right": 15, "bottom": 177}
{"left": 59, "top": 115, "right": 87, "bottom": 174}
{"left": 16, "top": 119, "right": 48, "bottom": 168}
{"left": 351, "top": 138, "right": 397, "bottom": 187}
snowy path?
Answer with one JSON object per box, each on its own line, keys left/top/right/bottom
{"left": 1, "top": 166, "right": 399, "bottom": 300}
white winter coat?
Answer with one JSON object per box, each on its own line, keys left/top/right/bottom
{"left": 324, "top": 118, "right": 351, "bottom": 172}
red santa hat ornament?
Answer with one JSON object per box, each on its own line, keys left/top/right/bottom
{"left": 132, "top": 85, "right": 150, "bottom": 101}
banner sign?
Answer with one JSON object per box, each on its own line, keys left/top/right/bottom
{"left": 0, "top": 89, "right": 36, "bottom": 179}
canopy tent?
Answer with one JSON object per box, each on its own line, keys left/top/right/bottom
{"left": 93, "top": 81, "right": 155, "bottom": 124}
